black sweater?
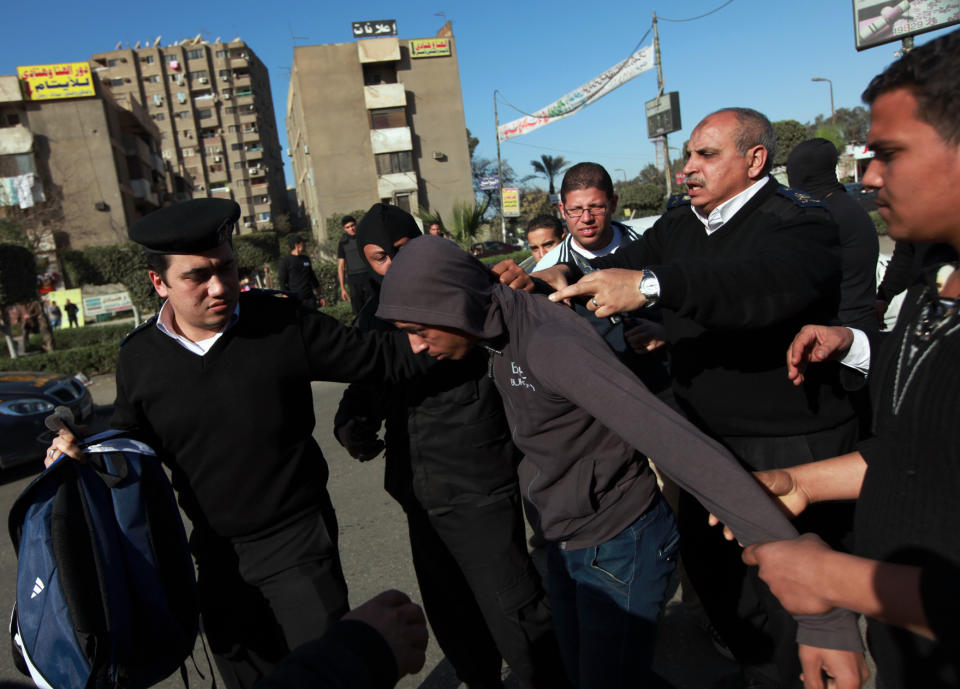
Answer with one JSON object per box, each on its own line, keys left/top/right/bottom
{"left": 112, "top": 291, "right": 425, "bottom": 539}
{"left": 590, "top": 179, "right": 854, "bottom": 438}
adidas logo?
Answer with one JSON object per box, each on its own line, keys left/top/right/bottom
{"left": 30, "top": 578, "right": 44, "bottom": 599}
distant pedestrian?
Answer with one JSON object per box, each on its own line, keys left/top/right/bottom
{"left": 427, "top": 221, "right": 446, "bottom": 238}
{"left": 48, "top": 301, "right": 62, "bottom": 329}
{"left": 338, "top": 215, "right": 377, "bottom": 315}
{"left": 64, "top": 299, "right": 79, "bottom": 328}
{"left": 278, "top": 234, "right": 324, "bottom": 309}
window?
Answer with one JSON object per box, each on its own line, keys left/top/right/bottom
{"left": 2, "top": 112, "right": 22, "bottom": 127}
{"left": 174, "top": 111, "right": 190, "bottom": 119}
{"left": 362, "top": 63, "right": 397, "bottom": 85}
{"left": 233, "top": 161, "right": 244, "bottom": 169}
{"left": 152, "top": 93, "right": 164, "bottom": 106}
{"left": 177, "top": 92, "right": 187, "bottom": 104}
{"left": 375, "top": 151, "right": 413, "bottom": 175}
{"left": 394, "top": 194, "right": 411, "bottom": 213}
{"left": 257, "top": 212, "right": 271, "bottom": 222}
{"left": 224, "top": 106, "right": 237, "bottom": 115}
{"left": 216, "top": 50, "right": 227, "bottom": 59}
{"left": 141, "top": 55, "right": 155, "bottom": 64}
{"left": 204, "top": 145, "right": 221, "bottom": 154}
{"left": 152, "top": 113, "right": 165, "bottom": 121}
{"left": 109, "top": 78, "right": 125, "bottom": 87}
{"left": 182, "top": 147, "right": 195, "bottom": 157}
{"left": 107, "top": 58, "right": 121, "bottom": 67}
{"left": 187, "top": 49, "right": 203, "bottom": 60}
{"left": 256, "top": 195, "right": 269, "bottom": 204}
{"left": 228, "top": 125, "right": 239, "bottom": 133}
{"left": 197, "top": 109, "right": 213, "bottom": 119}
{"left": 231, "top": 143, "right": 243, "bottom": 151}
{"left": 369, "top": 107, "right": 406, "bottom": 130}
{"left": 219, "top": 69, "right": 231, "bottom": 79}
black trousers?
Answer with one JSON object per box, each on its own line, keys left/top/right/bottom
{"left": 346, "top": 277, "right": 376, "bottom": 316}
{"left": 406, "top": 493, "right": 571, "bottom": 689}
{"left": 192, "top": 497, "right": 349, "bottom": 689}
{"left": 678, "top": 418, "right": 859, "bottom": 689}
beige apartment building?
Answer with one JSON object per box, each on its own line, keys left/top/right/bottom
{"left": 287, "top": 25, "right": 474, "bottom": 240}
{"left": 91, "top": 38, "right": 287, "bottom": 232}
{"left": 0, "top": 74, "right": 175, "bottom": 252}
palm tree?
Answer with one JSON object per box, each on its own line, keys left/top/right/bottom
{"left": 530, "top": 155, "right": 569, "bottom": 196}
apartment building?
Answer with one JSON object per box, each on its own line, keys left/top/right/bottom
{"left": 287, "top": 23, "right": 474, "bottom": 240}
{"left": 0, "top": 71, "right": 174, "bottom": 252}
{"left": 91, "top": 38, "right": 287, "bottom": 232}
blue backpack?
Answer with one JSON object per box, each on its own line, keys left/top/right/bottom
{"left": 8, "top": 429, "right": 200, "bottom": 689}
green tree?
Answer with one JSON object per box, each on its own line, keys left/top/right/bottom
{"left": 813, "top": 123, "right": 846, "bottom": 151}
{"left": 515, "top": 189, "right": 557, "bottom": 230}
{"left": 808, "top": 107, "right": 870, "bottom": 144}
{"left": 530, "top": 155, "right": 569, "bottom": 195}
{"left": 466, "top": 128, "right": 479, "bottom": 160}
{"left": 772, "top": 120, "right": 809, "bottom": 166}
{"left": 448, "top": 199, "right": 488, "bottom": 246}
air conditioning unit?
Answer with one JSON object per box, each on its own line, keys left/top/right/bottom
{"left": 244, "top": 221, "right": 253, "bottom": 227}
{"left": 199, "top": 76, "right": 208, "bottom": 83}
{"left": 432, "top": 151, "right": 445, "bottom": 160}
{"left": 214, "top": 156, "right": 221, "bottom": 162}
{"left": 221, "top": 75, "right": 229, "bottom": 81}
{"left": 223, "top": 93, "right": 231, "bottom": 99}
{"left": 303, "top": 146, "right": 309, "bottom": 154}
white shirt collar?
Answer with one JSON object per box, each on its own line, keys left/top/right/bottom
{"left": 155, "top": 300, "right": 240, "bottom": 356}
{"left": 690, "top": 176, "right": 770, "bottom": 235}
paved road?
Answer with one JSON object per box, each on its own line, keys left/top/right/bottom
{"left": 2, "top": 375, "right": 873, "bottom": 689}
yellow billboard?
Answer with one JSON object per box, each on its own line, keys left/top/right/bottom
{"left": 410, "top": 38, "right": 452, "bottom": 58}
{"left": 18, "top": 63, "right": 95, "bottom": 101}
{"left": 502, "top": 188, "right": 520, "bottom": 218}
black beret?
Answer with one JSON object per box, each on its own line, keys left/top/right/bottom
{"left": 129, "top": 199, "right": 240, "bottom": 253}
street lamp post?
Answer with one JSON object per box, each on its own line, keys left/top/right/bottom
{"left": 614, "top": 168, "right": 628, "bottom": 183}
{"left": 811, "top": 77, "right": 835, "bottom": 125}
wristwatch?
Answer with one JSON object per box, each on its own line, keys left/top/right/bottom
{"left": 638, "top": 269, "right": 660, "bottom": 306}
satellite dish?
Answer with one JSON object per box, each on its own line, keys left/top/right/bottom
{"left": 154, "top": 35, "right": 162, "bottom": 47}
{"left": 193, "top": 33, "right": 202, "bottom": 44}
{"left": 232, "top": 36, "right": 240, "bottom": 42}
{"left": 134, "top": 41, "right": 141, "bottom": 49}
{"left": 214, "top": 36, "right": 221, "bottom": 44}
{"left": 115, "top": 41, "right": 122, "bottom": 50}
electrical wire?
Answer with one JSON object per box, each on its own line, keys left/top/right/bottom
{"left": 658, "top": 0, "right": 734, "bottom": 23}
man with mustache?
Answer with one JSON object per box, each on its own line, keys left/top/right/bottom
{"left": 538, "top": 108, "right": 865, "bottom": 688}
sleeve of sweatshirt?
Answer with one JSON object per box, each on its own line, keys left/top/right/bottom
{"left": 255, "top": 620, "right": 398, "bottom": 689}
{"left": 527, "top": 324, "right": 863, "bottom": 652}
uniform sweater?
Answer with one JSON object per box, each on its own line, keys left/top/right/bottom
{"left": 112, "top": 291, "right": 425, "bottom": 539}
{"left": 278, "top": 252, "right": 320, "bottom": 302}
{"left": 589, "top": 179, "right": 855, "bottom": 438}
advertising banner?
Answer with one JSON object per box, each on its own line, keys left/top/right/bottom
{"left": 410, "top": 38, "right": 452, "bottom": 58}
{"left": 497, "top": 44, "right": 654, "bottom": 142}
{"left": 352, "top": 19, "right": 398, "bottom": 38}
{"left": 853, "top": 0, "right": 960, "bottom": 50}
{"left": 18, "top": 63, "right": 95, "bottom": 101}
{"left": 502, "top": 188, "right": 520, "bottom": 217}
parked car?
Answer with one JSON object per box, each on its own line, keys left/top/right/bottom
{"left": 469, "top": 240, "right": 523, "bottom": 258}
{"left": 0, "top": 371, "right": 93, "bottom": 469}
{"left": 845, "top": 182, "right": 878, "bottom": 212}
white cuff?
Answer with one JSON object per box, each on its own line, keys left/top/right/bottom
{"left": 840, "top": 328, "right": 871, "bottom": 374}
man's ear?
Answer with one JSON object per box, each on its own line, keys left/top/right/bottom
{"left": 609, "top": 194, "right": 619, "bottom": 215}
{"left": 148, "top": 270, "right": 169, "bottom": 298}
{"left": 747, "top": 146, "right": 769, "bottom": 180}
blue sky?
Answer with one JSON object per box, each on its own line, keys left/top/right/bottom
{"left": 3, "top": 0, "right": 956, "bottom": 191}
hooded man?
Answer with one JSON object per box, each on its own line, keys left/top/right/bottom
{"left": 376, "top": 235, "right": 862, "bottom": 689}
{"left": 787, "top": 138, "right": 879, "bottom": 331}
{"left": 335, "top": 204, "right": 568, "bottom": 689}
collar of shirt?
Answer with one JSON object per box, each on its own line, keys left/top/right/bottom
{"left": 570, "top": 224, "right": 624, "bottom": 259}
{"left": 155, "top": 300, "right": 240, "bottom": 356}
{"left": 690, "top": 176, "right": 769, "bottom": 235}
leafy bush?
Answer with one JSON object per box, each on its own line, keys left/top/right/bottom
{"left": 0, "top": 341, "right": 119, "bottom": 375}
{"left": 319, "top": 301, "right": 356, "bottom": 325}
{"left": 30, "top": 323, "right": 131, "bottom": 350}
{"left": 313, "top": 262, "right": 341, "bottom": 301}
{"left": 61, "top": 244, "right": 159, "bottom": 315}
{"left": 234, "top": 232, "right": 280, "bottom": 275}
{"left": 0, "top": 244, "right": 38, "bottom": 307}
{"left": 870, "top": 210, "right": 888, "bottom": 235}
{"left": 478, "top": 250, "right": 531, "bottom": 266}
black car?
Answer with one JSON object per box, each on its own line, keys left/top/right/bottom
{"left": 0, "top": 371, "right": 94, "bottom": 469}
{"left": 469, "top": 240, "right": 522, "bottom": 258}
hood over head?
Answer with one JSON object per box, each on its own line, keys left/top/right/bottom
{"left": 356, "top": 203, "right": 422, "bottom": 281}
{"left": 786, "top": 138, "right": 845, "bottom": 198}
{"left": 376, "top": 235, "right": 501, "bottom": 339}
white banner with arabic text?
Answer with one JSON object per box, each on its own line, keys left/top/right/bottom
{"left": 497, "top": 44, "right": 654, "bottom": 142}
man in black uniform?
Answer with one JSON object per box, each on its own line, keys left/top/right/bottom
{"left": 338, "top": 215, "right": 376, "bottom": 314}
{"left": 544, "top": 108, "right": 866, "bottom": 688}
{"left": 278, "top": 233, "right": 324, "bottom": 309}
{"left": 47, "top": 199, "right": 427, "bottom": 689}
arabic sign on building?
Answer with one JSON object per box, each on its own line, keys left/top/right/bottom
{"left": 478, "top": 176, "right": 500, "bottom": 191}
{"left": 502, "top": 188, "right": 520, "bottom": 217}
{"left": 410, "top": 38, "right": 452, "bottom": 58}
{"left": 17, "top": 63, "right": 95, "bottom": 101}
{"left": 352, "top": 19, "right": 398, "bottom": 38}
{"left": 853, "top": 0, "right": 960, "bottom": 50}
{"left": 82, "top": 290, "right": 133, "bottom": 318}
{"left": 497, "top": 44, "right": 654, "bottom": 142}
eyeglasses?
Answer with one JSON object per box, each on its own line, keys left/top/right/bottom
{"left": 564, "top": 205, "right": 608, "bottom": 218}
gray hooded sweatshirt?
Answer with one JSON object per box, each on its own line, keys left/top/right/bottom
{"left": 377, "top": 235, "right": 861, "bottom": 652}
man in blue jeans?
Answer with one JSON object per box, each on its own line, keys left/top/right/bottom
{"left": 375, "top": 236, "right": 864, "bottom": 689}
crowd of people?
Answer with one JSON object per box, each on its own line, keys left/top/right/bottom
{"left": 44, "top": 28, "right": 960, "bottom": 689}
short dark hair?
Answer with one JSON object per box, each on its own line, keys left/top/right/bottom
{"left": 287, "top": 233, "right": 304, "bottom": 249}
{"left": 704, "top": 107, "right": 776, "bottom": 175}
{"left": 145, "top": 252, "right": 171, "bottom": 282}
{"left": 341, "top": 215, "right": 357, "bottom": 227}
{"left": 862, "top": 29, "right": 960, "bottom": 145}
{"left": 560, "top": 162, "right": 615, "bottom": 204}
{"left": 526, "top": 214, "right": 563, "bottom": 239}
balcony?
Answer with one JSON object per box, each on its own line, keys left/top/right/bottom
{"left": 364, "top": 83, "right": 406, "bottom": 110}
{"left": 130, "top": 178, "right": 160, "bottom": 206}
{"left": 377, "top": 171, "right": 417, "bottom": 199}
{"left": 357, "top": 37, "right": 400, "bottom": 63}
{"left": 370, "top": 126, "right": 411, "bottom": 154}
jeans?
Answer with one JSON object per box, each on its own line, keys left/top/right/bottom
{"left": 547, "top": 494, "right": 679, "bottom": 689}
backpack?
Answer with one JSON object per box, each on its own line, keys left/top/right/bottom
{"left": 8, "top": 429, "right": 200, "bottom": 689}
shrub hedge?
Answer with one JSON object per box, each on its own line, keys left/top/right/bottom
{"left": 0, "top": 341, "right": 120, "bottom": 375}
